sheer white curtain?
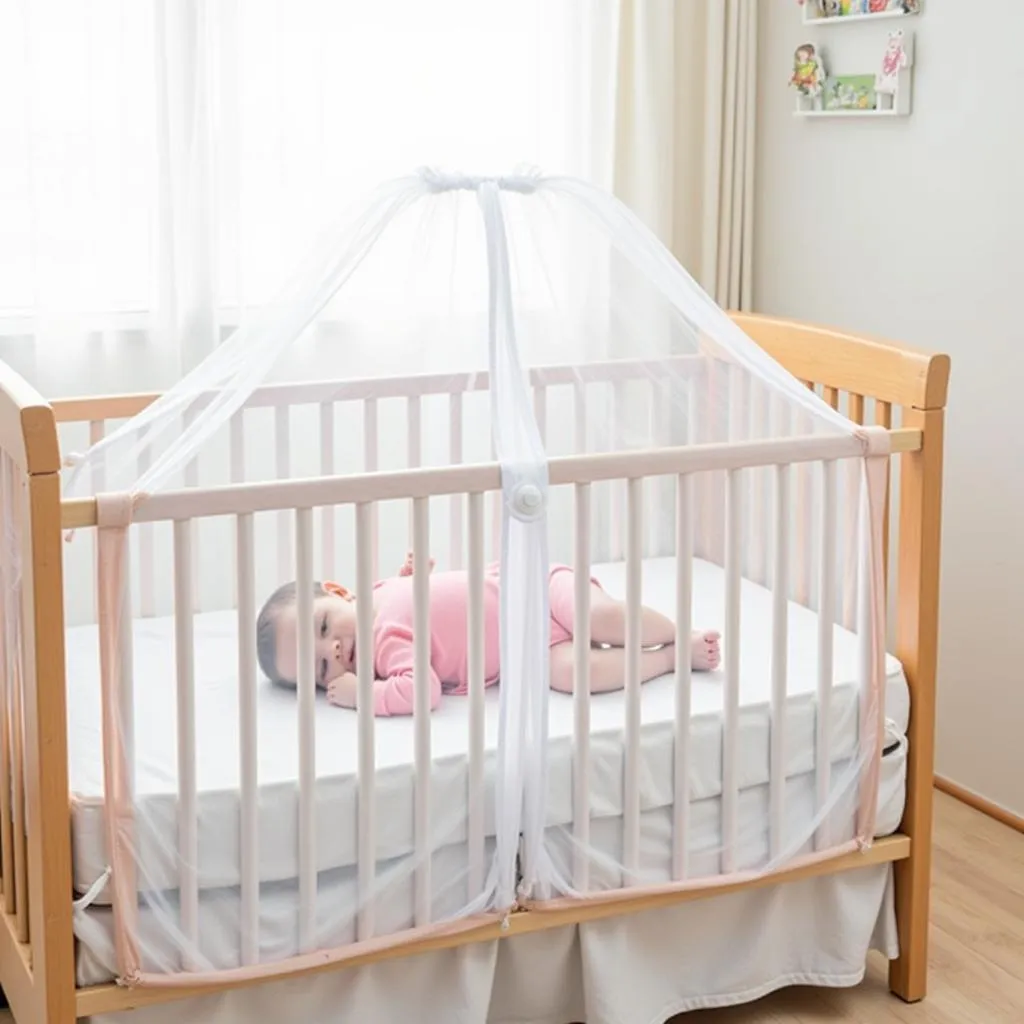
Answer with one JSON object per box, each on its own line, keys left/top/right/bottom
{"left": 596, "top": 0, "right": 759, "bottom": 310}
{"left": 0, "top": 0, "right": 756, "bottom": 397}
{"left": 0, "top": 0, "right": 593, "bottom": 395}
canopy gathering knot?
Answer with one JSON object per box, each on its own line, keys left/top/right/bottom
{"left": 417, "top": 165, "right": 541, "bottom": 195}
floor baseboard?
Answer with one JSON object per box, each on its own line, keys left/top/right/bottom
{"left": 935, "top": 776, "right": 1024, "bottom": 834}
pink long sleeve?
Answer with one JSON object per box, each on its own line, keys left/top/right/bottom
{"left": 371, "top": 622, "right": 442, "bottom": 717}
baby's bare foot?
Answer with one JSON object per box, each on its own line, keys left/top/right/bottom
{"left": 691, "top": 630, "right": 721, "bottom": 672}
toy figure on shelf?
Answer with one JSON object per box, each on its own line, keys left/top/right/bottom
{"left": 876, "top": 28, "right": 908, "bottom": 96}
{"left": 790, "top": 43, "right": 825, "bottom": 98}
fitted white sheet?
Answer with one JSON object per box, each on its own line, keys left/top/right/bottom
{"left": 73, "top": 727, "right": 908, "bottom": 986}
{"left": 66, "top": 556, "right": 909, "bottom": 901}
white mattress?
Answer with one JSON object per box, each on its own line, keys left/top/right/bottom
{"left": 73, "top": 730, "right": 908, "bottom": 984}
{"left": 65, "top": 556, "right": 909, "bottom": 901}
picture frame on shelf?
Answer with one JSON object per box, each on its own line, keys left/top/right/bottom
{"left": 792, "top": 29, "right": 915, "bottom": 118}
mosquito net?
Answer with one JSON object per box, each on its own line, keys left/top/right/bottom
{"left": 58, "top": 168, "right": 890, "bottom": 985}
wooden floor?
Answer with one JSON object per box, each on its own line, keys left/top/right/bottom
{"left": 0, "top": 791, "right": 1019, "bottom": 1023}
{"left": 678, "top": 791, "right": 1024, "bottom": 1023}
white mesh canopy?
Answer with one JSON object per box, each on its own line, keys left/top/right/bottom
{"left": 58, "top": 169, "right": 890, "bottom": 986}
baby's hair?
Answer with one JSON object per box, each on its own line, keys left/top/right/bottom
{"left": 256, "top": 580, "right": 326, "bottom": 688}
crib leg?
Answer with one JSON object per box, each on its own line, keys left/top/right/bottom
{"left": 888, "top": 406, "right": 944, "bottom": 1004}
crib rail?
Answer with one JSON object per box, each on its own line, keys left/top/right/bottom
{"left": 62, "top": 421, "right": 918, "bottom": 977}
{"left": 60, "top": 430, "right": 921, "bottom": 530}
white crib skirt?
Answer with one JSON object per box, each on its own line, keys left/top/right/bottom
{"left": 80, "top": 862, "right": 899, "bottom": 1024}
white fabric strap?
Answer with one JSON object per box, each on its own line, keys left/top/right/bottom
{"left": 476, "top": 179, "right": 553, "bottom": 907}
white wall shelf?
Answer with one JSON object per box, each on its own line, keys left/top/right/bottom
{"left": 794, "top": 107, "right": 903, "bottom": 118}
{"left": 802, "top": 6, "right": 920, "bottom": 26}
{"left": 793, "top": 29, "right": 915, "bottom": 117}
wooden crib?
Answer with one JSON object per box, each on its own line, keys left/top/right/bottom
{"left": 0, "top": 312, "right": 948, "bottom": 1023}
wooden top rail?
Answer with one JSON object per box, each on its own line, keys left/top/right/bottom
{"left": 60, "top": 427, "right": 922, "bottom": 531}
{"left": 0, "top": 312, "right": 949, "bottom": 475}
{"left": 0, "top": 361, "right": 60, "bottom": 475}
{"left": 49, "top": 356, "right": 708, "bottom": 426}
{"left": 730, "top": 313, "right": 950, "bottom": 411}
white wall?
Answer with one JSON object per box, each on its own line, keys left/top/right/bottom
{"left": 755, "top": 1, "right": 1024, "bottom": 816}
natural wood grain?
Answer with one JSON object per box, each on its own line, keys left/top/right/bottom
{"left": 889, "top": 407, "right": 944, "bottom": 1003}
{"left": 730, "top": 312, "right": 951, "bottom": 410}
{"left": 23, "top": 472, "right": 76, "bottom": 1024}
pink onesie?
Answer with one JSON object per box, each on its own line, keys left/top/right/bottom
{"left": 368, "top": 564, "right": 591, "bottom": 716}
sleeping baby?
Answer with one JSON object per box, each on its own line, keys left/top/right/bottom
{"left": 255, "top": 553, "right": 721, "bottom": 715}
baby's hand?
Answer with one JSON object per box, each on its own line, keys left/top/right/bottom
{"left": 397, "top": 551, "right": 436, "bottom": 577}
{"left": 326, "top": 672, "right": 359, "bottom": 709}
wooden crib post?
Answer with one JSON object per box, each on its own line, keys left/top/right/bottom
{"left": 20, "top": 402, "right": 76, "bottom": 1024}
{"left": 888, "top": 399, "right": 946, "bottom": 1004}
{"left": 26, "top": 472, "right": 76, "bottom": 1024}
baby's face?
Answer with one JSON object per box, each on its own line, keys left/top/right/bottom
{"left": 273, "top": 592, "right": 357, "bottom": 689}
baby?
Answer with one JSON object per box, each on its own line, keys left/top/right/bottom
{"left": 256, "top": 553, "right": 721, "bottom": 716}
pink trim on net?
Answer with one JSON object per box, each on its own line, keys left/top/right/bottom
{"left": 855, "top": 442, "right": 892, "bottom": 845}
{"left": 124, "top": 909, "right": 509, "bottom": 989}
{"left": 523, "top": 840, "right": 864, "bottom": 916}
{"left": 96, "top": 493, "right": 142, "bottom": 985}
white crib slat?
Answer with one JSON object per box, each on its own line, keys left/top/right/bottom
{"left": 673, "top": 473, "right": 693, "bottom": 880}
{"left": 183, "top": 408, "right": 201, "bottom": 610}
{"left": 276, "top": 408, "right": 292, "bottom": 584}
{"left": 449, "top": 394, "right": 464, "bottom": 570}
{"left": 230, "top": 413, "right": 245, "bottom": 611}
{"left": 408, "top": 396, "right": 422, "bottom": 543}
{"left": 355, "top": 502, "right": 376, "bottom": 940}
{"left": 623, "top": 477, "right": 643, "bottom": 881}
{"left": 574, "top": 381, "right": 587, "bottom": 453}
{"left": 816, "top": 459, "right": 838, "bottom": 850}
{"left": 649, "top": 379, "right": 667, "bottom": 554}
{"left": 751, "top": 383, "right": 769, "bottom": 586}
{"left": 489, "top": 442, "right": 501, "bottom": 563}
{"left": 230, "top": 411, "right": 245, "bottom": 483}
{"left": 609, "top": 381, "right": 627, "bottom": 561}
{"left": 412, "top": 499, "right": 432, "bottom": 927}
{"left": 235, "top": 513, "right": 259, "bottom": 965}
{"left": 534, "top": 385, "right": 547, "bottom": 443}
{"left": 572, "top": 482, "right": 592, "bottom": 891}
{"left": 320, "top": 404, "right": 335, "bottom": 571}
{"left": 686, "top": 376, "right": 704, "bottom": 560}
{"left": 728, "top": 365, "right": 748, "bottom": 579}
{"left": 173, "top": 520, "right": 199, "bottom": 958}
{"left": 89, "top": 420, "right": 106, "bottom": 491}
{"left": 407, "top": 396, "right": 422, "bottom": 468}
{"left": 364, "top": 398, "right": 380, "bottom": 580}
{"left": 467, "top": 492, "right": 486, "bottom": 895}
{"left": 295, "top": 508, "right": 316, "bottom": 952}
{"left": 137, "top": 445, "right": 155, "bottom": 618}
{"left": 856, "top": 473, "right": 876, "bottom": 839}
{"left": 769, "top": 463, "right": 790, "bottom": 861}
{"left": 722, "top": 469, "right": 742, "bottom": 874}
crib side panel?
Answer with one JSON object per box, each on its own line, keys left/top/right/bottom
{"left": 0, "top": 361, "right": 75, "bottom": 1024}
